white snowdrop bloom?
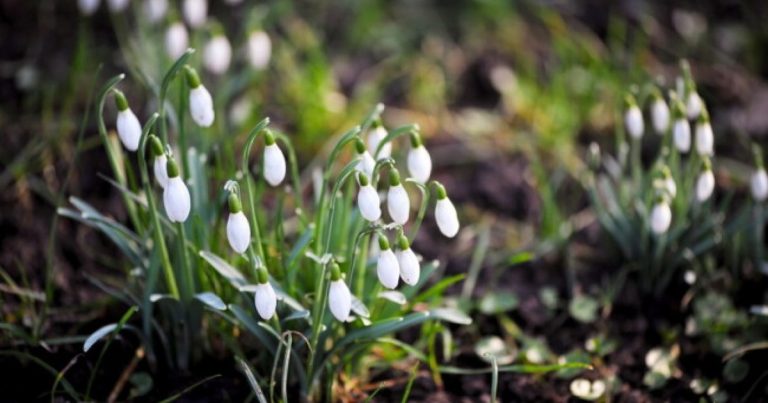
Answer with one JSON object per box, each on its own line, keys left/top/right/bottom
{"left": 407, "top": 145, "right": 432, "bottom": 184}
{"left": 695, "top": 169, "right": 715, "bottom": 202}
{"left": 107, "top": 0, "right": 129, "bottom": 12}
{"left": 165, "top": 22, "right": 189, "bottom": 61}
{"left": 435, "top": 185, "right": 459, "bottom": 238}
{"left": 328, "top": 265, "right": 351, "bottom": 322}
{"left": 153, "top": 154, "right": 169, "bottom": 188}
{"left": 163, "top": 159, "right": 191, "bottom": 223}
{"left": 355, "top": 149, "right": 375, "bottom": 179}
{"left": 367, "top": 124, "right": 391, "bottom": 160}
{"left": 357, "top": 175, "right": 381, "bottom": 222}
{"left": 376, "top": 238, "right": 399, "bottom": 289}
{"left": 650, "top": 201, "right": 672, "bottom": 235}
{"left": 263, "top": 133, "right": 286, "bottom": 186}
{"left": 203, "top": 35, "right": 232, "bottom": 75}
{"left": 254, "top": 282, "right": 277, "bottom": 320}
{"left": 185, "top": 66, "right": 215, "bottom": 127}
{"left": 686, "top": 91, "right": 703, "bottom": 120}
{"left": 751, "top": 168, "right": 768, "bottom": 202}
{"left": 114, "top": 90, "right": 141, "bottom": 151}
{"left": 672, "top": 118, "right": 691, "bottom": 153}
{"left": 396, "top": 235, "right": 420, "bottom": 285}
{"left": 182, "top": 0, "right": 207, "bottom": 28}
{"left": 624, "top": 104, "right": 644, "bottom": 139}
{"left": 387, "top": 184, "right": 410, "bottom": 225}
{"left": 664, "top": 177, "right": 677, "bottom": 199}
{"left": 79, "top": 0, "right": 100, "bottom": 15}
{"left": 695, "top": 120, "right": 714, "bottom": 156}
{"left": 247, "top": 30, "right": 272, "bottom": 70}
{"left": 651, "top": 97, "right": 670, "bottom": 135}
{"left": 144, "top": 0, "right": 168, "bottom": 23}
{"left": 227, "top": 211, "right": 251, "bottom": 253}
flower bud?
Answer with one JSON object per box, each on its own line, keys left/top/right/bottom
{"left": 387, "top": 170, "right": 409, "bottom": 225}
{"left": 254, "top": 275, "right": 276, "bottom": 320}
{"left": 672, "top": 118, "right": 691, "bottom": 153}
{"left": 183, "top": 0, "right": 207, "bottom": 28}
{"left": 355, "top": 138, "right": 375, "bottom": 179}
{"left": 752, "top": 168, "right": 768, "bottom": 202}
{"left": 247, "top": 30, "right": 272, "bottom": 70}
{"left": 79, "top": 0, "right": 100, "bottom": 15}
{"left": 695, "top": 167, "right": 715, "bottom": 202}
{"left": 163, "top": 158, "right": 191, "bottom": 222}
{"left": 376, "top": 237, "right": 399, "bottom": 289}
{"left": 624, "top": 95, "right": 644, "bottom": 140}
{"left": 263, "top": 132, "right": 286, "bottom": 186}
{"left": 107, "top": 0, "right": 129, "bottom": 12}
{"left": 686, "top": 91, "right": 703, "bottom": 120}
{"left": 226, "top": 194, "right": 251, "bottom": 254}
{"left": 434, "top": 184, "right": 459, "bottom": 238}
{"left": 650, "top": 199, "right": 672, "bottom": 235}
{"left": 367, "top": 122, "right": 391, "bottom": 160}
{"left": 328, "top": 264, "right": 351, "bottom": 322}
{"left": 407, "top": 133, "right": 432, "bottom": 183}
{"left": 694, "top": 111, "right": 714, "bottom": 156}
{"left": 396, "top": 233, "right": 420, "bottom": 285}
{"left": 165, "top": 22, "right": 189, "bottom": 61}
{"left": 114, "top": 90, "right": 141, "bottom": 151}
{"left": 357, "top": 173, "right": 381, "bottom": 222}
{"left": 144, "top": 0, "right": 168, "bottom": 23}
{"left": 650, "top": 96, "right": 670, "bottom": 135}
{"left": 185, "top": 66, "right": 215, "bottom": 127}
{"left": 203, "top": 35, "right": 232, "bottom": 75}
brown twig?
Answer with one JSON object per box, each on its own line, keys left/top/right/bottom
{"left": 107, "top": 347, "right": 144, "bottom": 403}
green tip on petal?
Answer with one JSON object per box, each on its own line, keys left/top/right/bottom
{"left": 397, "top": 232, "right": 410, "bottom": 250}
{"left": 624, "top": 93, "right": 637, "bottom": 109}
{"left": 354, "top": 137, "right": 366, "bottom": 154}
{"left": 434, "top": 182, "right": 447, "bottom": 200}
{"left": 183, "top": 65, "right": 202, "bottom": 88}
{"left": 264, "top": 130, "right": 276, "bottom": 145}
{"left": 166, "top": 158, "right": 180, "bottom": 178}
{"left": 149, "top": 135, "right": 164, "bottom": 157}
{"left": 114, "top": 89, "right": 129, "bottom": 111}
{"left": 358, "top": 172, "right": 369, "bottom": 186}
{"left": 378, "top": 234, "right": 390, "bottom": 250}
{"left": 372, "top": 119, "right": 382, "bottom": 128}
{"left": 228, "top": 192, "right": 242, "bottom": 213}
{"left": 698, "top": 107, "right": 710, "bottom": 123}
{"left": 702, "top": 156, "right": 712, "bottom": 171}
{"left": 389, "top": 169, "right": 401, "bottom": 187}
{"left": 257, "top": 268, "right": 268, "bottom": 284}
{"left": 410, "top": 131, "right": 423, "bottom": 148}
{"left": 330, "top": 262, "right": 342, "bottom": 281}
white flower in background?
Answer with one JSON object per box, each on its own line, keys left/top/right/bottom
{"left": 184, "top": 66, "right": 215, "bottom": 127}
{"left": 658, "top": 167, "right": 676, "bottom": 199}
{"left": 79, "top": 0, "right": 100, "bottom": 15}
{"left": 367, "top": 122, "right": 391, "bottom": 160}
{"left": 387, "top": 169, "right": 409, "bottom": 225}
{"left": 694, "top": 114, "right": 714, "bottom": 156}
{"left": 752, "top": 169, "right": 768, "bottom": 202}
{"left": 226, "top": 193, "right": 251, "bottom": 254}
{"left": 113, "top": 90, "right": 141, "bottom": 151}
{"left": 203, "top": 35, "right": 232, "bottom": 75}
{"left": 376, "top": 237, "right": 399, "bottom": 289}
{"left": 224, "top": 0, "right": 242, "bottom": 3}
{"left": 263, "top": 132, "right": 286, "bottom": 186}
{"left": 434, "top": 183, "right": 459, "bottom": 238}
{"left": 357, "top": 173, "right": 381, "bottom": 222}
{"left": 253, "top": 271, "right": 276, "bottom": 320}
{"left": 149, "top": 135, "right": 169, "bottom": 188}
{"left": 624, "top": 96, "right": 644, "bottom": 140}
{"left": 686, "top": 91, "right": 703, "bottom": 120}
{"left": 396, "top": 233, "right": 420, "bottom": 286}
{"left": 144, "top": 0, "right": 168, "bottom": 23}
{"left": 650, "top": 95, "right": 670, "bottom": 135}
{"left": 650, "top": 199, "right": 672, "bottom": 235}
{"left": 183, "top": 0, "right": 207, "bottom": 28}
{"left": 328, "top": 264, "right": 351, "bottom": 322}
{"left": 247, "top": 30, "right": 272, "bottom": 70}
{"left": 354, "top": 138, "right": 375, "bottom": 179}
{"left": 165, "top": 22, "right": 189, "bottom": 61}
{"left": 672, "top": 117, "right": 690, "bottom": 153}
{"left": 695, "top": 162, "right": 715, "bottom": 202}
{"left": 163, "top": 158, "right": 191, "bottom": 222}
{"left": 407, "top": 133, "right": 432, "bottom": 183}
{"left": 107, "top": 0, "right": 129, "bottom": 12}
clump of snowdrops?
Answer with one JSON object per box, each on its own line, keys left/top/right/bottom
{"left": 584, "top": 60, "right": 765, "bottom": 296}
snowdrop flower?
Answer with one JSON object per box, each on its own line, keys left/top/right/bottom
{"left": 650, "top": 197, "right": 672, "bottom": 235}
{"left": 107, "top": 0, "right": 129, "bottom": 12}
{"left": 396, "top": 232, "right": 420, "bottom": 286}
{"left": 695, "top": 158, "right": 715, "bottom": 202}
{"left": 650, "top": 93, "right": 670, "bottom": 135}
{"left": 686, "top": 90, "right": 703, "bottom": 120}
{"left": 149, "top": 135, "right": 169, "bottom": 188}
{"left": 247, "top": 30, "right": 272, "bottom": 70}
{"left": 434, "top": 183, "right": 459, "bottom": 238}
{"left": 263, "top": 131, "right": 286, "bottom": 186}
{"left": 694, "top": 110, "right": 714, "bottom": 156}
{"left": 203, "top": 34, "right": 232, "bottom": 75}
{"left": 355, "top": 138, "right": 375, "bottom": 179}
{"left": 184, "top": 66, "right": 214, "bottom": 127}
{"left": 672, "top": 117, "right": 691, "bottom": 153}
{"left": 751, "top": 146, "right": 768, "bottom": 202}
{"left": 407, "top": 132, "right": 432, "bottom": 183}
{"left": 624, "top": 95, "right": 644, "bottom": 140}
{"left": 328, "top": 264, "right": 351, "bottom": 322}
{"left": 387, "top": 169, "right": 410, "bottom": 225}
{"left": 659, "top": 166, "right": 676, "bottom": 199}
{"left": 144, "top": 0, "right": 168, "bottom": 23}
{"left": 182, "top": 0, "right": 207, "bottom": 28}
{"left": 357, "top": 173, "right": 381, "bottom": 222}
{"left": 79, "top": 0, "right": 100, "bottom": 15}
{"left": 163, "top": 157, "right": 191, "bottom": 222}
{"left": 253, "top": 269, "right": 276, "bottom": 320}
{"left": 113, "top": 90, "right": 141, "bottom": 151}
{"left": 226, "top": 191, "right": 251, "bottom": 254}
{"left": 367, "top": 121, "right": 391, "bottom": 160}
{"left": 376, "top": 236, "right": 399, "bottom": 289}
{"left": 165, "top": 22, "right": 189, "bottom": 61}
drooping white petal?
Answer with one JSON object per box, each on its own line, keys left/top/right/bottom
{"left": 182, "top": 0, "right": 207, "bottom": 28}
{"left": 407, "top": 145, "right": 432, "bottom": 184}
{"left": 651, "top": 98, "right": 670, "bottom": 135}
{"left": 376, "top": 249, "right": 400, "bottom": 289}
{"left": 264, "top": 144, "right": 286, "bottom": 186}
{"left": 153, "top": 155, "right": 169, "bottom": 188}
{"left": 116, "top": 108, "right": 141, "bottom": 151}
{"left": 144, "top": 0, "right": 168, "bottom": 23}
{"left": 695, "top": 122, "right": 714, "bottom": 156}
{"left": 79, "top": 0, "right": 100, "bottom": 15}
{"left": 203, "top": 35, "right": 232, "bottom": 75}
{"left": 254, "top": 282, "right": 277, "bottom": 320}
{"left": 356, "top": 151, "right": 375, "bottom": 179}
{"left": 163, "top": 177, "right": 191, "bottom": 222}
{"left": 189, "top": 85, "right": 214, "bottom": 127}
{"left": 227, "top": 211, "right": 251, "bottom": 254}
{"left": 328, "top": 280, "right": 351, "bottom": 322}
{"left": 357, "top": 185, "right": 381, "bottom": 222}
{"left": 686, "top": 92, "right": 703, "bottom": 120}
{"left": 247, "top": 31, "right": 272, "bottom": 70}
{"left": 650, "top": 202, "right": 672, "bottom": 235}
{"left": 387, "top": 184, "right": 410, "bottom": 225}
{"left": 165, "top": 22, "right": 189, "bottom": 60}
{"left": 624, "top": 106, "right": 644, "bottom": 139}
{"left": 107, "top": 0, "right": 129, "bottom": 12}
{"left": 396, "top": 247, "right": 420, "bottom": 286}
{"left": 664, "top": 177, "right": 677, "bottom": 199}
{"left": 751, "top": 169, "right": 768, "bottom": 202}
{"left": 672, "top": 118, "right": 690, "bottom": 153}
{"left": 695, "top": 170, "right": 715, "bottom": 202}
{"left": 367, "top": 126, "right": 391, "bottom": 160}
{"left": 435, "top": 198, "right": 459, "bottom": 238}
